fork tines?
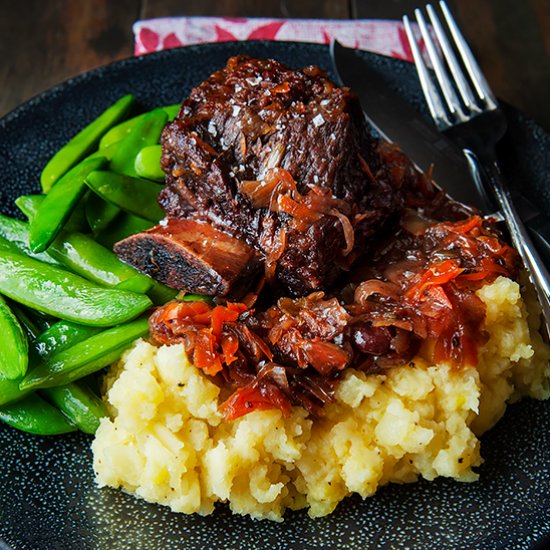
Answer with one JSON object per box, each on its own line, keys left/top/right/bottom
{"left": 403, "top": 1, "right": 498, "bottom": 130}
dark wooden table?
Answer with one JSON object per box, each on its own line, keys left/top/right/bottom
{"left": 1, "top": 0, "right": 550, "bottom": 130}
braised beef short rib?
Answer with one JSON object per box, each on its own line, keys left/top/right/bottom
{"left": 114, "top": 55, "right": 434, "bottom": 297}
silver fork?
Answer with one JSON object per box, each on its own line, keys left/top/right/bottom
{"left": 403, "top": 1, "right": 550, "bottom": 337}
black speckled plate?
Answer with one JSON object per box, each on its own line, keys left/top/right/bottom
{"left": 0, "top": 41, "right": 549, "bottom": 550}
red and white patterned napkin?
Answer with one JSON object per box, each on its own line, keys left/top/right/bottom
{"left": 133, "top": 17, "right": 419, "bottom": 62}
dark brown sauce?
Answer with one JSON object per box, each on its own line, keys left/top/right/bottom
{"left": 150, "top": 209, "right": 518, "bottom": 420}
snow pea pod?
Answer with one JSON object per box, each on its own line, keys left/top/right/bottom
{"left": 0, "top": 250, "right": 152, "bottom": 326}
{"left": 20, "top": 316, "right": 149, "bottom": 390}
{"left": 134, "top": 144, "right": 164, "bottom": 181}
{"left": 110, "top": 108, "right": 168, "bottom": 178}
{"left": 0, "top": 393, "right": 76, "bottom": 435}
{"left": 85, "top": 193, "right": 120, "bottom": 234}
{"left": 14, "top": 194, "right": 43, "bottom": 218}
{"left": 40, "top": 94, "right": 134, "bottom": 192}
{"left": 99, "top": 103, "right": 179, "bottom": 150}
{"left": 87, "top": 141, "right": 118, "bottom": 162}
{"left": 163, "top": 103, "right": 180, "bottom": 120}
{"left": 114, "top": 275, "right": 154, "bottom": 294}
{"left": 0, "top": 216, "right": 61, "bottom": 266}
{"left": 85, "top": 170, "right": 164, "bottom": 222}
{"left": 8, "top": 302, "right": 42, "bottom": 340}
{"left": 0, "top": 295, "right": 28, "bottom": 380}
{"left": 0, "top": 375, "right": 31, "bottom": 406}
{"left": 16, "top": 194, "right": 88, "bottom": 233}
{"left": 41, "top": 382, "right": 106, "bottom": 434}
{"left": 99, "top": 114, "right": 144, "bottom": 150}
{"left": 25, "top": 311, "right": 56, "bottom": 333}
{"left": 148, "top": 281, "right": 178, "bottom": 305}
{"left": 94, "top": 211, "right": 153, "bottom": 249}
{"left": 1, "top": 213, "right": 149, "bottom": 291}
{"left": 32, "top": 320, "right": 102, "bottom": 362}
{"left": 47, "top": 232, "right": 154, "bottom": 292}
{"left": 30, "top": 156, "right": 107, "bottom": 253}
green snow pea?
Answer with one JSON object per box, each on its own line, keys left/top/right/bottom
{"left": 8, "top": 302, "right": 42, "bottom": 340}
{"left": 110, "top": 108, "right": 168, "bottom": 178}
{"left": 99, "top": 114, "right": 144, "bottom": 150}
{"left": 0, "top": 250, "right": 152, "bottom": 326}
{"left": 30, "top": 156, "right": 107, "bottom": 253}
{"left": 0, "top": 375, "right": 31, "bottom": 406}
{"left": 94, "top": 211, "right": 153, "bottom": 249}
{"left": 1, "top": 213, "right": 152, "bottom": 292}
{"left": 14, "top": 194, "right": 43, "bottom": 218}
{"left": 180, "top": 293, "right": 213, "bottom": 303}
{"left": 85, "top": 171, "right": 164, "bottom": 222}
{"left": 32, "top": 320, "right": 102, "bottom": 362}
{"left": 0, "top": 295, "right": 28, "bottom": 380}
{"left": 41, "top": 382, "right": 106, "bottom": 434}
{"left": 85, "top": 193, "right": 121, "bottom": 234}
{"left": 11, "top": 299, "right": 57, "bottom": 336}
{"left": 163, "top": 103, "right": 180, "bottom": 120}
{"left": 87, "top": 109, "right": 167, "bottom": 231}
{"left": 47, "top": 232, "right": 154, "bottom": 292}
{"left": 0, "top": 216, "right": 61, "bottom": 266}
{"left": 16, "top": 194, "right": 89, "bottom": 233}
{"left": 0, "top": 393, "right": 76, "bottom": 435}
{"left": 134, "top": 144, "right": 164, "bottom": 181}
{"left": 40, "top": 94, "right": 134, "bottom": 192}
{"left": 148, "top": 281, "right": 178, "bottom": 305}
{"left": 86, "top": 141, "right": 118, "bottom": 162}
{"left": 20, "top": 316, "right": 149, "bottom": 390}
{"left": 113, "top": 275, "right": 154, "bottom": 294}
{"left": 99, "top": 103, "right": 179, "bottom": 150}
{"left": 25, "top": 309, "right": 57, "bottom": 333}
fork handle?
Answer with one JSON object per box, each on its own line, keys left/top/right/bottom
{"left": 464, "top": 149, "right": 550, "bottom": 337}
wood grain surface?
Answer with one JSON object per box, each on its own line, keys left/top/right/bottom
{"left": 1, "top": 0, "right": 549, "bottom": 130}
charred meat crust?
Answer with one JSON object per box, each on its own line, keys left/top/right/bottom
{"left": 114, "top": 219, "right": 260, "bottom": 296}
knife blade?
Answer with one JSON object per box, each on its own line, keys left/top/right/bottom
{"left": 330, "top": 39, "right": 490, "bottom": 211}
{"left": 330, "top": 39, "right": 550, "bottom": 264}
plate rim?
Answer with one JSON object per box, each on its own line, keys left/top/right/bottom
{"left": 1, "top": 39, "right": 549, "bottom": 549}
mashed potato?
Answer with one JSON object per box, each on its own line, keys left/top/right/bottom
{"left": 92, "top": 276, "right": 550, "bottom": 520}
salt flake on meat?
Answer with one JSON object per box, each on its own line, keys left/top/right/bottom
{"left": 312, "top": 114, "right": 325, "bottom": 127}
{"left": 115, "top": 55, "right": 443, "bottom": 298}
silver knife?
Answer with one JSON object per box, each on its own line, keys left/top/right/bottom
{"left": 330, "top": 40, "right": 550, "bottom": 263}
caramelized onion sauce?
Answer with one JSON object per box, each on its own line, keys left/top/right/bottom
{"left": 149, "top": 210, "right": 518, "bottom": 421}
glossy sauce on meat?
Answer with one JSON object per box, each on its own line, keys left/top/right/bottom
{"left": 116, "top": 55, "right": 454, "bottom": 298}
{"left": 149, "top": 214, "right": 518, "bottom": 420}
{"left": 115, "top": 55, "right": 520, "bottom": 419}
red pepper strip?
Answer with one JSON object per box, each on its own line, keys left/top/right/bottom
{"left": 220, "top": 333, "right": 239, "bottom": 365}
{"left": 210, "top": 306, "right": 227, "bottom": 339}
{"left": 193, "top": 328, "right": 223, "bottom": 376}
{"left": 301, "top": 339, "right": 351, "bottom": 376}
{"left": 442, "top": 215, "right": 483, "bottom": 235}
{"left": 460, "top": 269, "right": 500, "bottom": 281}
{"left": 163, "top": 300, "right": 211, "bottom": 324}
{"left": 152, "top": 300, "right": 249, "bottom": 376}
{"left": 406, "top": 259, "right": 464, "bottom": 301}
{"left": 418, "top": 285, "right": 453, "bottom": 316}
{"left": 221, "top": 385, "right": 290, "bottom": 421}
{"left": 211, "top": 304, "right": 247, "bottom": 338}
